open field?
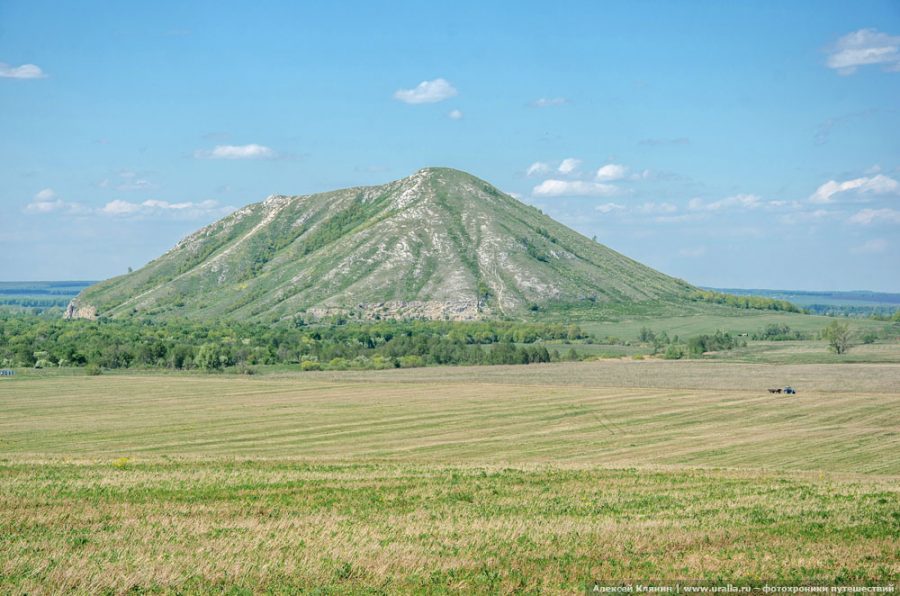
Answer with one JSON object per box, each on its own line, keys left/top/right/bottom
{"left": 1, "top": 361, "right": 898, "bottom": 592}
{"left": 577, "top": 308, "right": 890, "bottom": 341}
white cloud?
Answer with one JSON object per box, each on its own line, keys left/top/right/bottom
{"left": 448, "top": 109, "right": 463, "bottom": 120}
{"left": 393, "top": 78, "right": 458, "bottom": 104}
{"left": 850, "top": 238, "right": 888, "bottom": 254}
{"left": 100, "top": 199, "right": 142, "bottom": 215}
{"left": 531, "top": 97, "right": 569, "bottom": 108}
{"left": 595, "top": 164, "right": 627, "bottom": 181}
{"left": 826, "top": 29, "right": 900, "bottom": 75}
{"left": 35, "top": 188, "right": 56, "bottom": 201}
{"left": 526, "top": 162, "right": 551, "bottom": 177}
{"left": 595, "top": 202, "right": 625, "bottom": 214}
{"left": 810, "top": 174, "right": 899, "bottom": 203}
{"left": 689, "top": 194, "right": 762, "bottom": 211}
{"left": 532, "top": 179, "right": 618, "bottom": 198}
{"left": 101, "top": 199, "right": 232, "bottom": 218}
{"left": 557, "top": 158, "right": 581, "bottom": 175}
{"left": 24, "top": 188, "right": 64, "bottom": 213}
{"left": 194, "top": 144, "right": 275, "bottom": 159}
{"left": 848, "top": 208, "right": 900, "bottom": 225}
{"left": 0, "top": 62, "right": 46, "bottom": 79}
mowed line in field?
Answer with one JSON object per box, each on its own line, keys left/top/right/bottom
{"left": 2, "top": 365, "right": 897, "bottom": 474}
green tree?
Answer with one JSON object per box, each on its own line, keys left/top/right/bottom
{"left": 822, "top": 320, "right": 852, "bottom": 354}
{"left": 195, "top": 343, "right": 229, "bottom": 371}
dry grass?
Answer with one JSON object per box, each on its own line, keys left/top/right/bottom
{"left": 1, "top": 360, "right": 898, "bottom": 593}
{"left": 2, "top": 362, "right": 897, "bottom": 473}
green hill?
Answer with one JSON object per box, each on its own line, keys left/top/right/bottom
{"left": 68, "top": 167, "right": 696, "bottom": 322}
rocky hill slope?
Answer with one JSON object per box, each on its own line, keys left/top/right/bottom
{"left": 68, "top": 167, "right": 695, "bottom": 321}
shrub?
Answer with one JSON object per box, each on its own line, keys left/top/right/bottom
{"left": 85, "top": 363, "right": 102, "bottom": 376}
{"left": 234, "top": 363, "right": 256, "bottom": 375}
{"left": 398, "top": 355, "right": 424, "bottom": 368}
{"left": 327, "top": 357, "right": 350, "bottom": 371}
{"left": 663, "top": 345, "right": 684, "bottom": 360}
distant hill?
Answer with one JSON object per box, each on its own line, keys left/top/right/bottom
{"left": 707, "top": 288, "right": 900, "bottom": 317}
{"left": 68, "top": 167, "right": 696, "bottom": 322}
{"left": 0, "top": 281, "right": 95, "bottom": 315}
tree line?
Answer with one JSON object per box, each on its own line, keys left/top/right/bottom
{"left": 690, "top": 290, "right": 803, "bottom": 313}
{"left": 0, "top": 315, "right": 588, "bottom": 372}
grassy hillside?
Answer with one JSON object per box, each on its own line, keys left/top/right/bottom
{"left": 70, "top": 168, "right": 695, "bottom": 322}
{"left": 1, "top": 363, "right": 897, "bottom": 592}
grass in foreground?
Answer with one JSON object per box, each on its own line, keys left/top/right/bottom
{"left": 0, "top": 361, "right": 897, "bottom": 592}
{"left": 1, "top": 461, "right": 897, "bottom": 593}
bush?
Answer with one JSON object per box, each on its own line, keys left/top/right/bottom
{"left": 233, "top": 363, "right": 256, "bottom": 375}
{"left": 663, "top": 345, "right": 684, "bottom": 360}
{"left": 300, "top": 360, "right": 322, "bottom": 372}
{"left": 85, "top": 363, "right": 102, "bottom": 376}
{"left": 398, "top": 355, "right": 424, "bottom": 368}
{"left": 327, "top": 357, "right": 350, "bottom": 371}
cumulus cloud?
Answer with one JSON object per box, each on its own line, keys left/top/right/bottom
{"left": 24, "top": 189, "right": 64, "bottom": 213}
{"left": 847, "top": 208, "right": 900, "bottom": 225}
{"left": 531, "top": 97, "right": 569, "bottom": 108}
{"left": 595, "top": 202, "right": 626, "bottom": 214}
{"left": 688, "top": 194, "right": 762, "bottom": 211}
{"left": 532, "top": 179, "right": 618, "bottom": 198}
{"left": 809, "top": 174, "right": 899, "bottom": 203}
{"left": 557, "top": 158, "right": 582, "bottom": 175}
{"left": 0, "top": 62, "right": 46, "bottom": 79}
{"left": 393, "top": 78, "right": 457, "bottom": 104}
{"left": 100, "top": 199, "right": 142, "bottom": 216}
{"left": 100, "top": 199, "right": 232, "bottom": 218}
{"left": 194, "top": 144, "right": 275, "bottom": 159}
{"left": 595, "top": 164, "right": 627, "bottom": 181}
{"left": 526, "top": 162, "right": 551, "bottom": 177}
{"left": 447, "top": 109, "right": 463, "bottom": 120}
{"left": 850, "top": 238, "right": 888, "bottom": 254}
{"left": 826, "top": 28, "right": 900, "bottom": 75}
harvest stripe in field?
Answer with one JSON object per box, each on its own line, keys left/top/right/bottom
{"left": 1, "top": 368, "right": 897, "bottom": 474}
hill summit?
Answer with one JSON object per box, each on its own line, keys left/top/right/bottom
{"left": 68, "top": 167, "right": 695, "bottom": 321}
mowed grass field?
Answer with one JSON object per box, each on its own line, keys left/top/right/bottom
{"left": 1, "top": 361, "right": 898, "bottom": 593}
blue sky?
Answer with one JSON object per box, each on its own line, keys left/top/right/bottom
{"left": 2, "top": 0, "right": 899, "bottom": 291}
